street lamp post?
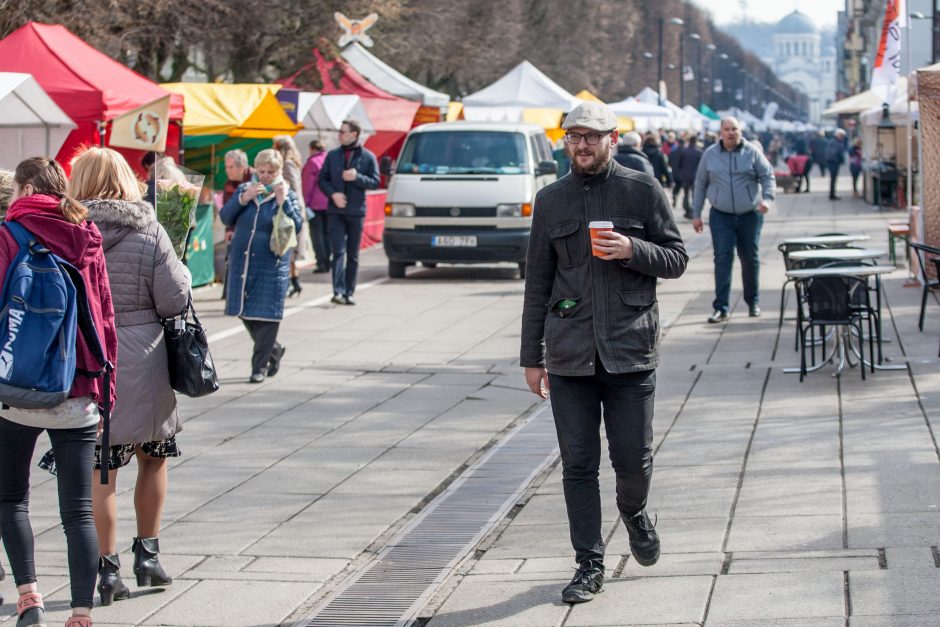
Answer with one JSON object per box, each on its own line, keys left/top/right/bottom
{"left": 704, "top": 43, "right": 716, "bottom": 109}
{"left": 688, "top": 33, "right": 702, "bottom": 109}
{"left": 657, "top": 16, "right": 684, "bottom": 106}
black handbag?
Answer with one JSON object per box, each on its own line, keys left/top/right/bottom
{"left": 162, "top": 298, "right": 219, "bottom": 397}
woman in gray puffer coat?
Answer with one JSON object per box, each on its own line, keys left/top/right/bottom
{"left": 69, "top": 147, "right": 191, "bottom": 606}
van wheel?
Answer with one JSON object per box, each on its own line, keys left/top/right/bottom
{"left": 389, "top": 261, "right": 408, "bottom": 279}
{"left": 517, "top": 263, "right": 526, "bottom": 280}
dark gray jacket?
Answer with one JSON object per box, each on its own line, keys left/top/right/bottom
{"left": 613, "top": 145, "right": 655, "bottom": 178}
{"left": 521, "top": 159, "right": 688, "bottom": 376}
{"left": 692, "top": 139, "right": 775, "bottom": 219}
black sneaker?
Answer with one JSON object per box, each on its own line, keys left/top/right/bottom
{"left": 561, "top": 560, "right": 604, "bottom": 604}
{"left": 267, "top": 345, "right": 285, "bottom": 377}
{"left": 623, "top": 510, "right": 660, "bottom": 566}
{"left": 707, "top": 309, "right": 729, "bottom": 324}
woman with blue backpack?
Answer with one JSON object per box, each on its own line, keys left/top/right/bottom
{"left": 0, "top": 157, "right": 118, "bottom": 627}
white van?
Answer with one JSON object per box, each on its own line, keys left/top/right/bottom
{"left": 382, "top": 121, "right": 558, "bottom": 278}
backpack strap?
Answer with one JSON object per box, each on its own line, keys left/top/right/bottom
{"left": 60, "top": 262, "right": 114, "bottom": 486}
{"left": 3, "top": 221, "right": 35, "bottom": 250}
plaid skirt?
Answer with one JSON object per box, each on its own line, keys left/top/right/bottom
{"left": 39, "top": 436, "right": 181, "bottom": 475}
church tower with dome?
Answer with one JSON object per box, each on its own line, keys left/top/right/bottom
{"left": 772, "top": 10, "right": 836, "bottom": 124}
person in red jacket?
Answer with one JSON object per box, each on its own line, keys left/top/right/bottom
{"left": 0, "top": 157, "right": 118, "bottom": 627}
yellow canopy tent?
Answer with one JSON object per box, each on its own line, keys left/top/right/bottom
{"left": 161, "top": 83, "right": 302, "bottom": 188}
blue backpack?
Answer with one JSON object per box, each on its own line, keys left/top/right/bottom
{"left": 0, "top": 221, "right": 113, "bottom": 481}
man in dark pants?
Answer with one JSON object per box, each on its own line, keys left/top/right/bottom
{"left": 317, "top": 120, "right": 380, "bottom": 305}
{"left": 692, "top": 117, "right": 775, "bottom": 323}
{"left": 521, "top": 101, "right": 688, "bottom": 604}
{"left": 825, "top": 129, "right": 847, "bottom": 200}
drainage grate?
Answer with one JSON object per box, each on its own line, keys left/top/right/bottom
{"left": 294, "top": 405, "right": 558, "bottom": 627}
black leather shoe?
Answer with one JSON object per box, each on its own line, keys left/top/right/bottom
{"left": 313, "top": 266, "right": 330, "bottom": 274}
{"left": 561, "top": 560, "right": 604, "bottom": 603}
{"left": 707, "top": 309, "right": 728, "bottom": 324}
{"left": 830, "top": 195, "right": 841, "bottom": 200}
{"left": 267, "top": 345, "right": 285, "bottom": 377}
{"left": 749, "top": 305, "right": 762, "bottom": 318}
{"left": 623, "top": 509, "right": 660, "bottom": 566}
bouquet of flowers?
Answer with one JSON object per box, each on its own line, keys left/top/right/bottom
{"left": 154, "top": 158, "right": 205, "bottom": 259}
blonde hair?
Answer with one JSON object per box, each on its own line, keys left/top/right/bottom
{"left": 14, "top": 157, "right": 87, "bottom": 224}
{"left": 0, "top": 169, "right": 13, "bottom": 215}
{"left": 272, "top": 135, "right": 302, "bottom": 167}
{"left": 254, "top": 149, "right": 284, "bottom": 172}
{"left": 70, "top": 147, "right": 143, "bottom": 202}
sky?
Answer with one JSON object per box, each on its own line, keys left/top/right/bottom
{"left": 689, "top": 0, "right": 844, "bottom": 28}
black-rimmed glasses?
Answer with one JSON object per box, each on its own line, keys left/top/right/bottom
{"left": 564, "top": 130, "right": 612, "bottom": 145}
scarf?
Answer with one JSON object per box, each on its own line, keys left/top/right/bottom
{"left": 6, "top": 193, "right": 65, "bottom": 222}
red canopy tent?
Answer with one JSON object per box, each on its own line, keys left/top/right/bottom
{"left": 281, "top": 50, "right": 420, "bottom": 160}
{"left": 0, "top": 22, "right": 185, "bottom": 172}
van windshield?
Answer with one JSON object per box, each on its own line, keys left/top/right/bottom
{"left": 397, "top": 131, "right": 530, "bottom": 175}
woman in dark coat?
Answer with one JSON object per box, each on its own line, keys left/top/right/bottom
{"left": 642, "top": 134, "right": 673, "bottom": 189}
{"left": 221, "top": 149, "right": 302, "bottom": 383}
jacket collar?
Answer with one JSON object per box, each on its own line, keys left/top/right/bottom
{"left": 719, "top": 139, "right": 745, "bottom": 153}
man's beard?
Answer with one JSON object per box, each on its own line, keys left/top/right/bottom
{"left": 569, "top": 146, "right": 611, "bottom": 175}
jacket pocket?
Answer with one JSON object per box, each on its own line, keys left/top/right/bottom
{"left": 546, "top": 295, "right": 581, "bottom": 318}
{"left": 550, "top": 220, "right": 584, "bottom": 268}
{"left": 612, "top": 216, "right": 645, "bottom": 237}
{"left": 610, "top": 290, "right": 659, "bottom": 360}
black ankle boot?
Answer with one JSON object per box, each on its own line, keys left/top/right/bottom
{"left": 97, "top": 554, "right": 130, "bottom": 605}
{"left": 288, "top": 276, "right": 302, "bottom": 297}
{"left": 132, "top": 537, "right": 172, "bottom": 587}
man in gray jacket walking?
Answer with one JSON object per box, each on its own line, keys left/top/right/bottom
{"left": 692, "top": 117, "right": 775, "bottom": 323}
{"left": 521, "top": 102, "right": 688, "bottom": 604}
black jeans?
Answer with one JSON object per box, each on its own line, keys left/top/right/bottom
{"left": 548, "top": 367, "right": 656, "bottom": 565}
{"left": 242, "top": 319, "right": 280, "bottom": 375}
{"left": 309, "top": 212, "right": 331, "bottom": 270}
{"left": 0, "top": 417, "right": 98, "bottom": 609}
{"left": 328, "top": 213, "right": 364, "bottom": 298}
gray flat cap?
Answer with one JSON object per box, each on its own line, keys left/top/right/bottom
{"left": 562, "top": 101, "right": 618, "bottom": 131}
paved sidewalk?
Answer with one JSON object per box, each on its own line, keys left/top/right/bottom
{"left": 0, "top": 173, "right": 937, "bottom": 626}
{"left": 423, "top": 175, "right": 940, "bottom": 626}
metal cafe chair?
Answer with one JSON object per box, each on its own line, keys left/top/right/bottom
{"left": 795, "top": 274, "right": 870, "bottom": 382}
{"left": 910, "top": 242, "right": 940, "bottom": 332}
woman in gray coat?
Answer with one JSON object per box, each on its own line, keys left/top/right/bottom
{"left": 69, "top": 147, "right": 191, "bottom": 606}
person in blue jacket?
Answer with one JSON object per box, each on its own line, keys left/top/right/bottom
{"left": 221, "top": 149, "right": 302, "bottom": 383}
{"left": 317, "top": 119, "right": 380, "bottom": 305}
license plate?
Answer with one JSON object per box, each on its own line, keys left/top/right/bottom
{"left": 432, "top": 235, "right": 477, "bottom": 247}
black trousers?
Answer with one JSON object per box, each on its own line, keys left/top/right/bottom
{"left": 829, "top": 163, "right": 841, "bottom": 198}
{"left": 242, "top": 319, "right": 281, "bottom": 375}
{"left": 328, "top": 213, "right": 364, "bottom": 298}
{"left": 309, "top": 212, "right": 331, "bottom": 270}
{"left": 0, "top": 418, "right": 98, "bottom": 609}
{"left": 548, "top": 367, "right": 656, "bottom": 565}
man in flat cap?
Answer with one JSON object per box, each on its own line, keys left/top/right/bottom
{"left": 521, "top": 101, "right": 688, "bottom": 604}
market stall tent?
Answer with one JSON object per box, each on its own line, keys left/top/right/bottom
{"left": 574, "top": 90, "right": 634, "bottom": 132}
{"left": 161, "top": 82, "right": 301, "bottom": 188}
{"left": 341, "top": 42, "right": 450, "bottom": 108}
{"left": 607, "top": 97, "right": 673, "bottom": 131}
{"left": 461, "top": 61, "right": 581, "bottom": 126}
{"left": 0, "top": 72, "right": 75, "bottom": 168}
{"left": 0, "top": 22, "right": 184, "bottom": 170}
{"left": 280, "top": 49, "right": 421, "bottom": 160}
{"left": 291, "top": 92, "right": 375, "bottom": 151}
{"left": 822, "top": 78, "right": 909, "bottom": 117}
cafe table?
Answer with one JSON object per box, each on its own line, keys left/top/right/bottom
{"left": 783, "top": 264, "right": 902, "bottom": 375}
{"left": 787, "top": 247, "right": 886, "bottom": 263}
{"left": 781, "top": 234, "right": 871, "bottom": 247}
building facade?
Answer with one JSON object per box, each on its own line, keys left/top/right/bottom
{"left": 771, "top": 10, "right": 837, "bottom": 124}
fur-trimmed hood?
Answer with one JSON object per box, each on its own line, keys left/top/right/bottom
{"left": 83, "top": 198, "right": 156, "bottom": 230}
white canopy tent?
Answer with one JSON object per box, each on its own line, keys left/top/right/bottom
{"left": 341, "top": 42, "right": 450, "bottom": 108}
{"left": 294, "top": 93, "right": 376, "bottom": 151}
{"left": 607, "top": 97, "right": 673, "bottom": 132}
{"left": 461, "top": 61, "right": 581, "bottom": 122}
{"left": 822, "top": 77, "right": 909, "bottom": 118}
{"left": 0, "top": 72, "right": 75, "bottom": 169}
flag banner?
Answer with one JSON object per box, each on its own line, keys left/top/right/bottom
{"left": 275, "top": 89, "right": 300, "bottom": 123}
{"left": 871, "top": 0, "right": 906, "bottom": 104}
{"left": 109, "top": 96, "right": 171, "bottom": 152}
{"left": 683, "top": 65, "right": 695, "bottom": 82}
{"left": 714, "top": 79, "right": 723, "bottom": 94}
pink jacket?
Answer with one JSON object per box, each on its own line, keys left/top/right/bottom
{"left": 302, "top": 151, "right": 329, "bottom": 211}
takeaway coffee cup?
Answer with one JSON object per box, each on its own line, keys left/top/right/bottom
{"left": 589, "top": 221, "right": 614, "bottom": 257}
